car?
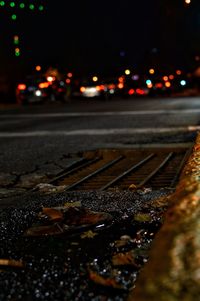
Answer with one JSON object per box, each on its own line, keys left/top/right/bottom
{"left": 16, "top": 76, "right": 51, "bottom": 105}
{"left": 16, "top": 75, "right": 68, "bottom": 105}
{"left": 70, "top": 79, "right": 112, "bottom": 100}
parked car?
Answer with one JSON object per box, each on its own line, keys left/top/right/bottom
{"left": 16, "top": 75, "right": 68, "bottom": 104}
{"left": 16, "top": 76, "right": 50, "bottom": 105}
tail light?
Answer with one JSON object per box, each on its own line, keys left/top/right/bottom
{"left": 17, "top": 84, "right": 26, "bottom": 91}
{"left": 96, "top": 85, "right": 105, "bottom": 91}
{"left": 155, "top": 83, "right": 163, "bottom": 89}
{"left": 58, "top": 88, "right": 65, "bottom": 92}
{"left": 39, "top": 82, "right": 49, "bottom": 89}
{"left": 128, "top": 88, "right": 135, "bottom": 95}
{"left": 136, "top": 88, "right": 145, "bottom": 95}
{"left": 118, "top": 83, "right": 124, "bottom": 89}
{"left": 108, "top": 84, "right": 115, "bottom": 89}
{"left": 80, "top": 87, "right": 86, "bottom": 93}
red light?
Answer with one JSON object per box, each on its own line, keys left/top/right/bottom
{"left": 128, "top": 88, "right": 135, "bottom": 95}
{"left": 155, "top": 83, "right": 163, "bottom": 88}
{"left": 136, "top": 88, "right": 145, "bottom": 95}
{"left": 17, "top": 84, "right": 26, "bottom": 90}
{"left": 108, "top": 84, "right": 115, "bottom": 89}
{"left": 96, "top": 85, "right": 105, "bottom": 91}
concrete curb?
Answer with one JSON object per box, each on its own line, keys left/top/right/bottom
{"left": 127, "top": 132, "right": 200, "bottom": 301}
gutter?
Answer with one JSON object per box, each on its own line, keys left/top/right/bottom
{"left": 128, "top": 132, "right": 200, "bottom": 301}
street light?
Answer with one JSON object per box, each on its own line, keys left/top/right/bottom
{"left": 149, "top": 68, "right": 155, "bottom": 75}
{"left": 125, "top": 69, "right": 131, "bottom": 75}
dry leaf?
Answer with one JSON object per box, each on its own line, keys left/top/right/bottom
{"left": 63, "top": 201, "right": 81, "bottom": 208}
{"left": 88, "top": 269, "right": 123, "bottom": 289}
{"left": 41, "top": 207, "right": 63, "bottom": 222}
{"left": 133, "top": 213, "right": 152, "bottom": 222}
{"left": 24, "top": 223, "right": 64, "bottom": 236}
{"left": 112, "top": 251, "right": 139, "bottom": 267}
{"left": 81, "top": 230, "right": 98, "bottom": 239}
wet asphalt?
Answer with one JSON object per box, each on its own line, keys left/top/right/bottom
{"left": 0, "top": 96, "right": 199, "bottom": 300}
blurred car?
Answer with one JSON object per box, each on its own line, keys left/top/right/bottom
{"left": 47, "top": 79, "right": 68, "bottom": 102}
{"left": 16, "top": 76, "right": 51, "bottom": 105}
{"left": 70, "top": 79, "right": 112, "bottom": 99}
{"left": 16, "top": 76, "right": 68, "bottom": 104}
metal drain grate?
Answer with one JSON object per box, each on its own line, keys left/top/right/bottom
{"left": 49, "top": 147, "right": 192, "bottom": 191}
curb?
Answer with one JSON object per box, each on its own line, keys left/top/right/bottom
{"left": 128, "top": 132, "right": 200, "bottom": 301}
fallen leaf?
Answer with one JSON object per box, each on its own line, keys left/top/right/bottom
{"left": 81, "top": 230, "right": 98, "bottom": 239}
{"left": 128, "top": 184, "right": 137, "bottom": 190}
{"left": 24, "top": 223, "right": 64, "bottom": 236}
{"left": 88, "top": 269, "right": 123, "bottom": 289}
{"left": 63, "top": 201, "right": 81, "bottom": 208}
{"left": 41, "top": 207, "right": 63, "bottom": 222}
{"left": 133, "top": 213, "right": 152, "bottom": 222}
{"left": 112, "top": 251, "right": 139, "bottom": 267}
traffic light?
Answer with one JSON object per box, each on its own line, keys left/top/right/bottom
{"left": 14, "top": 47, "right": 20, "bottom": 57}
{"left": 13, "top": 35, "right": 20, "bottom": 56}
{"left": 13, "top": 35, "right": 19, "bottom": 45}
{"left": 0, "top": 1, "right": 46, "bottom": 55}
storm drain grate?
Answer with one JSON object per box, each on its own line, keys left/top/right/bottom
{"left": 49, "top": 147, "right": 192, "bottom": 191}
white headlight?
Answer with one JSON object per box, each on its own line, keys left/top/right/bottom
{"left": 35, "top": 90, "right": 42, "bottom": 97}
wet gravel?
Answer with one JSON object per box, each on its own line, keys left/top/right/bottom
{"left": 0, "top": 189, "right": 173, "bottom": 301}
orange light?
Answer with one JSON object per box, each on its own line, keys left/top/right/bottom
{"left": 149, "top": 68, "right": 155, "bottom": 74}
{"left": 36, "top": 65, "right": 41, "bottom": 71}
{"left": 96, "top": 85, "right": 105, "bottom": 91}
{"left": 165, "top": 81, "right": 171, "bottom": 88}
{"left": 147, "top": 83, "right": 153, "bottom": 88}
{"left": 128, "top": 88, "right": 135, "bottom": 95}
{"left": 39, "top": 82, "right": 49, "bottom": 89}
{"left": 66, "top": 79, "right": 71, "bottom": 84}
{"left": 169, "top": 75, "right": 174, "bottom": 80}
{"left": 163, "top": 76, "right": 168, "bottom": 81}
{"left": 176, "top": 70, "right": 182, "bottom": 75}
{"left": 118, "top": 83, "right": 124, "bottom": 89}
{"left": 80, "top": 86, "right": 86, "bottom": 93}
{"left": 118, "top": 76, "right": 125, "bottom": 83}
{"left": 17, "top": 84, "right": 26, "bottom": 90}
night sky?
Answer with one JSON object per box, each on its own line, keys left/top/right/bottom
{"left": 0, "top": 0, "right": 200, "bottom": 79}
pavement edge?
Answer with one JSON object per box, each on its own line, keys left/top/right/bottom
{"left": 127, "top": 131, "right": 200, "bottom": 301}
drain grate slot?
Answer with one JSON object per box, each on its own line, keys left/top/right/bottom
{"left": 51, "top": 147, "right": 191, "bottom": 191}
{"left": 137, "top": 152, "right": 173, "bottom": 188}
{"left": 64, "top": 155, "right": 124, "bottom": 191}
{"left": 100, "top": 153, "right": 155, "bottom": 191}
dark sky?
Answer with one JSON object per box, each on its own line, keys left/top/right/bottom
{"left": 0, "top": 0, "right": 199, "bottom": 78}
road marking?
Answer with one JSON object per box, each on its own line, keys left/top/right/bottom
{"left": 0, "top": 126, "right": 199, "bottom": 137}
{"left": 1, "top": 109, "right": 200, "bottom": 118}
